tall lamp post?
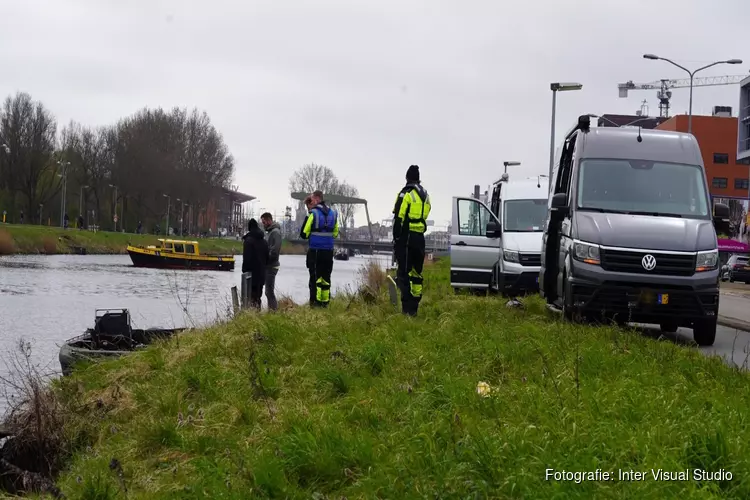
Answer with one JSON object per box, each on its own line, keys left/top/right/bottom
{"left": 176, "top": 198, "right": 185, "bottom": 236}
{"left": 109, "top": 184, "right": 118, "bottom": 231}
{"left": 57, "top": 160, "right": 71, "bottom": 227}
{"left": 643, "top": 54, "right": 742, "bottom": 134}
{"left": 548, "top": 82, "right": 583, "bottom": 180}
{"left": 163, "top": 194, "right": 171, "bottom": 235}
{"left": 79, "top": 185, "right": 89, "bottom": 227}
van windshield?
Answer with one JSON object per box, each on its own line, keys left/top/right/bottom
{"left": 576, "top": 159, "right": 710, "bottom": 219}
{"left": 503, "top": 199, "right": 547, "bottom": 232}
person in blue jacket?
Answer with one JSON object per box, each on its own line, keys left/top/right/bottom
{"left": 300, "top": 190, "right": 339, "bottom": 307}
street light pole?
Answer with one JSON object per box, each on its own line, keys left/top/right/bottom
{"left": 163, "top": 194, "right": 170, "bottom": 235}
{"left": 57, "top": 160, "right": 71, "bottom": 227}
{"left": 109, "top": 184, "right": 118, "bottom": 231}
{"left": 643, "top": 54, "right": 742, "bottom": 134}
{"left": 176, "top": 198, "right": 184, "bottom": 236}
{"left": 79, "top": 185, "right": 89, "bottom": 227}
{"left": 548, "top": 82, "right": 583, "bottom": 180}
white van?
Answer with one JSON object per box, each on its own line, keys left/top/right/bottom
{"left": 450, "top": 177, "right": 549, "bottom": 295}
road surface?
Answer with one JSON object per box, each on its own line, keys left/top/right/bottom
{"left": 638, "top": 323, "right": 750, "bottom": 369}
{"left": 636, "top": 285, "right": 750, "bottom": 368}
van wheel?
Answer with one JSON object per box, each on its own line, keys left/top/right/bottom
{"left": 693, "top": 318, "right": 717, "bottom": 346}
{"left": 660, "top": 322, "right": 678, "bottom": 333}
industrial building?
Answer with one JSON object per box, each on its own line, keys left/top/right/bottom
{"left": 738, "top": 75, "right": 750, "bottom": 164}
{"left": 656, "top": 107, "right": 749, "bottom": 200}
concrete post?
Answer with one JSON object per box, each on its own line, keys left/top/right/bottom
{"left": 241, "top": 272, "right": 253, "bottom": 308}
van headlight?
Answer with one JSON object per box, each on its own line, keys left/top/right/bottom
{"left": 696, "top": 249, "right": 718, "bottom": 272}
{"left": 573, "top": 241, "right": 601, "bottom": 265}
{"left": 503, "top": 250, "right": 519, "bottom": 263}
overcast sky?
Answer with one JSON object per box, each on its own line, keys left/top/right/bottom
{"left": 1, "top": 0, "right": 747, "bottom": 228}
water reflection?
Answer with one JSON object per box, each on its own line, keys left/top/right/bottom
{"left": 0, "top": 253, "right": 391, "bottom": 377}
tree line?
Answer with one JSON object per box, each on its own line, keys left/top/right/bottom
{"left": 0, "top": 91, "right": 234, "bottom": 232}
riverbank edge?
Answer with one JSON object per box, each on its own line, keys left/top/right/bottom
{"left": 0, "top": 224, "right": 306, "bottom": 256}
{"left": 6, "top": 259, "right": 750, "bottom": 498}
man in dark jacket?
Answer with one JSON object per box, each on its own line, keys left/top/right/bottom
{"left": 242, "top": 218, "right": 269, "bottom": 310}
{"left": 261, "top": 212, "right": 282, "bottom": 311}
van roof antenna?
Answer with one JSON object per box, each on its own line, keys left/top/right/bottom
{"left": 637, "top": 125, "right": 643, "bottom": 143}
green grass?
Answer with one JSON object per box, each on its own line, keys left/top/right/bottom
{"left": 43, "top": 259, "right": 750, "bottom": 498}
{"left": 0, "top": 224, "right": 304, "bottom": 255}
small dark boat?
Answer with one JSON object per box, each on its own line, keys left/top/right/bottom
{"left": 334, "top": 249, "right": 350, "bottom": 261}
{"left": 59, "top": 308, "right": 184, "bottom": 376}
{"left": 127, "top": 238, "right": 235, "bottom": 271}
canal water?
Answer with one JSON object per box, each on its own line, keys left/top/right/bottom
{"left": 0, "top": 253, "right": 391, "bottom": 380}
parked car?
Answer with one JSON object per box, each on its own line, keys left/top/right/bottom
{"left": 726, "top": 254, "right": 750, "bottom": 283}
{"left": 539, "top": 115, "right": 729, "bottom": 346}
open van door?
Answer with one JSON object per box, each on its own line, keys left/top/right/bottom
{"left": 450, "top": 196, "right": 502, "bottom": 289}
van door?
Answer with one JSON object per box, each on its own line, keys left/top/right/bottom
{"left": 450, "top": 196, "right": 502, "bottom": 289}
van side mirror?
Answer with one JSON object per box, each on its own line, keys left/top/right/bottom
{"left": 551, "top": 192, "right": 568, "bottom": 213}
{"left": 713, "top": 203, "right": 730, "bottom": 235}
{"left": 713, "top": 203, "right": 729, "bottom": 219}
{"left": 486, "top": 220, "right": 502, "bottom": 238}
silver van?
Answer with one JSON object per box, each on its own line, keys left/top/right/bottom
{"left": 540, "top": 115, "right": 730, "bottom": 346}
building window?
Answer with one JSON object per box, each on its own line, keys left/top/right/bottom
{"left": 714, "top": 153, "right": 729, "bottom": 164}
{"left": 735, "top": 178, "right": 749, "bottom": 190}
{"left": 712, "top": 177, "right": 728, "bottom": 189}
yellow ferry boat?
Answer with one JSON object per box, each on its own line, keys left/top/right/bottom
{"left": 126, "top": 239, "right": 235, "bottom": 271}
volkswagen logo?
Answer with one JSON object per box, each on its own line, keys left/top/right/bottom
{"left": 642, "top": 254, "right": 656, "bottom": 271}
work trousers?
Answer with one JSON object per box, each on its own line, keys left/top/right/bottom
{"left": 249, "top": 279, "right": 264, "bottom": 310}
{"left": 265, "top": 267, "right": 279, "bottom": 311}
{"left": 395, "top": 232, "right": 426, "bottom": 316}
{"left": 307, "top": 249, "right": 334, "bottom": 307}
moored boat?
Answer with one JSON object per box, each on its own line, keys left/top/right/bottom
{"left": 334, "top": 248, "right": 350, "bottom": 261}
{"left": 59, "top": 308, "right": 184, "bottom": 376}
{"left": 126, "top": 238, "right": 235, "bottom": 271}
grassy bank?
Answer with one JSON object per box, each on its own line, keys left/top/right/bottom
{"left": 12, "top": 259, "right": 750, "bottom": 498}
{"left": 0, "top": 224, "right": 305, "bottom": 256}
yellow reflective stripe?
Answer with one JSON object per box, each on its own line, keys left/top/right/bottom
{"left": 316, "top": 278, "right": 331, "bottom": 302}
{"left": 408, "top": 269, "right": 423, "bottom": 297}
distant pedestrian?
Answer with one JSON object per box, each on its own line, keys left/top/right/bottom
{"left": 242, "top": 218, "right": 268, "bottom": 310}
{"left": 261, "top": 212, "right": 282, "bottom": 311}
{"left": 300, "top": 190, "right": 339, "bottom": 307}
{"left": 77, "top": 214, "right": 84, "bottom": 229}
{"left": 137, "top": 221, "right": 142, "bottom": 234}
{"left": 19, "top": 210, "right": 23, "bottom": 224}
{"left": 63, "top": 213, "right": 69, "bottom": 229}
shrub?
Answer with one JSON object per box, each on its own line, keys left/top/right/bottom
{"left": 0, "top": 230, "right": 15, "bottom": 255}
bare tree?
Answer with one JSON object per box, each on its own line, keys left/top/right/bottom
{"left": 288, "top": 163, "right": 340, "bottom": 196}
{"left": 333, "top": 182, "right": 359, "bottom": 239}
{"left": 0, "top": 93, "right": 58, "bottom": 218}
{"left": 288, "top": 164, "right": 364, "bottom": 237}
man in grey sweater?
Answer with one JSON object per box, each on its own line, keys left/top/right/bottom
{"left": 261, "top": 212, "right": 282, "bottom": 310}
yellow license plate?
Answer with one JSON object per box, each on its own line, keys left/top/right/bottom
{"left": 657, "top": 293, "right": 669, "bottom": 305}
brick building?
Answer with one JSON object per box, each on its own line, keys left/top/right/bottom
{"left": 656, "top": 110, "right": 750, "bottom": 200}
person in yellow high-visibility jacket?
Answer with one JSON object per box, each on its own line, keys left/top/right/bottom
{"left": 392, "top": 165, "right": 431, "bottom": 316}
{"left": 300, "top": 190, "right": 340, "bottom": 307}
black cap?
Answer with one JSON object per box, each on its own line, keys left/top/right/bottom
{"left": 406, "top": 164, "right": 420, "bottom": 182}
{"left": 248, "top": 218, "right": 259, "bottom": 231}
